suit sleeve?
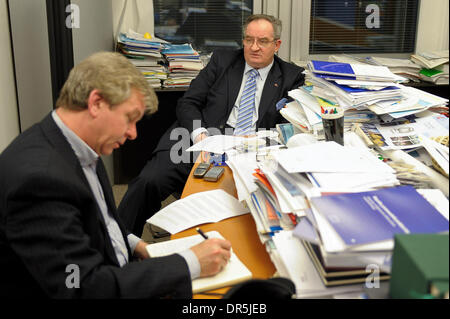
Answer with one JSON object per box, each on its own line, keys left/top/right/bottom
{"left": 5, "top": 172, "right": 192, "bottom": 298}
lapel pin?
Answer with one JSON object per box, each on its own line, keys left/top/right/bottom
{"left": 274, "top": 83, "right": 278, "bottom": 87}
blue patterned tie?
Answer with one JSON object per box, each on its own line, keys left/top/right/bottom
{"left": 234, "top": 69, "right": 259, "bottom": 136}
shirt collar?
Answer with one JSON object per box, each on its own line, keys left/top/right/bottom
{"left": 244, "top": 60, "right": 274, "bottom": 81}
{"left": 52, "top": 110, "right": 99, "bottom": 168}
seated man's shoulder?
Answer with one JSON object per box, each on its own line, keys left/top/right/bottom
{"left": 210, "top": 48, "right": 242, "bottom": 63}
{"left": 275, "top": 55, "right": 304, "bottom": 74}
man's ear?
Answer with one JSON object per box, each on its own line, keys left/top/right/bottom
{"left": 87, "top": 89, "right": 105, "bottom": 118}
{"left": 274, "top": 39, "right": 282, "bottom": 53}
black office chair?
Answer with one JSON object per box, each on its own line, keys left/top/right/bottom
{"left": 223, "top": 277, "right": 296, "bottom": 299}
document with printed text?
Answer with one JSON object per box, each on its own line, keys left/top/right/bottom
{"left": 147, "top": 189, "right": 249, "bottom": 234}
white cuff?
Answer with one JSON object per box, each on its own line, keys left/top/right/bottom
{"left": 191, "top": 127, "right": 209, "bottom": 144}
{"left": 127, "top": 234, "right": 141, "bottom": 254}
{"left": 177, "top": 249, "right": 201, "bottom": 280}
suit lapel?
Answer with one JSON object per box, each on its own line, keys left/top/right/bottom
{"left": 257, "top": 60, "right": 282, "bottom": 127}
{"left": 96, "top": 158, "right": 132, "bottom": 256}
{"left": 226, "top": 57, "right": 245, "bottom": 116}
{"left": 40, "top": 114, "right": 89, "bottom": 186}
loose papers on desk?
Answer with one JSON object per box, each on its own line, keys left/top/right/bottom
{"left": 354, "top": 112, "right": 449, "bottom": 151}
{"left": 272, "top": 141, "right": 395, "bottom": 174}
{"left": 186, "top": 135, "right": 245, "bottom": 154}
{"left": 147, "top": 189, "right": 249, "bottom": 234}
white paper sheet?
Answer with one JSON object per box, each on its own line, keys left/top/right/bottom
{"left": 186, "top": 135, "right": 245, "bottom": 154}
{"left": 147, "top": 189, "right": 249, "bottom": 234}
{"left": 272, "top": 141, "right": 395, "bottom": 174}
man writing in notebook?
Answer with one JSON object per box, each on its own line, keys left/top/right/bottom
{"left": 0, "top": 52, "right": 231, "bottom": 298}
{"left": 119, "top": 14, "right": 305, "bottom": 235}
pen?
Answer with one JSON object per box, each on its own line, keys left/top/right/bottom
{"left": 196, "top": 227, "right": 208, "bottom": 240}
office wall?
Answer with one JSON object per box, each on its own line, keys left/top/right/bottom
{"left": 0, "top": 0, "right": 20, "bottom": 153}
{"left": 72, "top": 0, "right": 116, "bottom": 183}
{"left": 8, "top": 0, "right": 54, "bottom": 133}
{"left": 416, "top": 0, "right": 449, "bottom": 53}
{"left": 112, "top": 0, "right": 154, "bottom": 39}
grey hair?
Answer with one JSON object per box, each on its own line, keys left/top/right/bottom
{"left": 56, "top": 51, "right": 158, "bottom": 114}
{"left": 243, "top": 14, "right": 282, "bottom": 40}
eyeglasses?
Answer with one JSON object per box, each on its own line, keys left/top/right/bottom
{"left": 243, "top": 36, "right": 277, "bottom": 48}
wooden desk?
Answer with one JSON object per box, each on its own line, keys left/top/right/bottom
{"left": 172, "top": 162, "right": 276, "bottom": 298}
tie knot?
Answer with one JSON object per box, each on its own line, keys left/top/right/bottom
{"left": 248, "top": 69, "right": 259, "bottom": 79}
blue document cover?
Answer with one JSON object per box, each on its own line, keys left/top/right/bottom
{"left": 310, "top": 186, "right": 449, "bottom": 247}
{"left": 313, "top": 73, "right": 358, "bottom": 81}
{"left": 309, "top": 61, "right": 355, "bottom": 76}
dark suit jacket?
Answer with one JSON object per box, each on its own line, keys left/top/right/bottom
{"left": 0, "top": 114, "right": 192, "bottom": 298}
{"left": 155, "top": 48, "right": 305, "bottom": 152}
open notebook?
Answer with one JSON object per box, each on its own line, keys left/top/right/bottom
{"left": 145, "top": 231, "right": 252, "bottom": 293}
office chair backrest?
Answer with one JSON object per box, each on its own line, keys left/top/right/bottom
{"left": 223, "top": 277, "right": 296, "bottom": 299}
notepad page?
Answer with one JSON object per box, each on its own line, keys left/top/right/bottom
{"left": 145, "top": 231, "right": 252, "bottom": 293}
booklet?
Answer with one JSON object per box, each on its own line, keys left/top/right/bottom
{"left": 146, "top": 231, "right": 252, "bottom": 293}
{"left": 309, "top": 185, "right": 449, "bottom": 252}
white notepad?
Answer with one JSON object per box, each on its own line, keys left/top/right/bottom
{"left": 145, "top": 231, "right": 252, "bottom": 293}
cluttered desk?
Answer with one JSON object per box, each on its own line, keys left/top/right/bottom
{"left": 144, "top": 55, "right": 449, "bottom": 299}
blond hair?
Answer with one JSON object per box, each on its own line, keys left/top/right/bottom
{"left": 56, "top": 52, "right": 158, "bottom": 114}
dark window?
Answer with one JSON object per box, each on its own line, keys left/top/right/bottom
{"left": 309, "top": 0, "right": 419, "bottom": 54}
{"left": 154, "top": 0, "right": 253, "bottom": 53}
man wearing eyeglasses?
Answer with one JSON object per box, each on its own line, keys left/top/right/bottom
{"left": 118, "top": 14, "right": 305, "bottom": 236}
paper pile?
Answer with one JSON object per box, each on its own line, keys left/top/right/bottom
{"left": 161, "top": 44, "right": 204, "bottom": 88}
{"left": 117, "top": 30, "right": 169, "bottom": 88}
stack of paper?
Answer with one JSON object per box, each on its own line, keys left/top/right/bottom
{"left": 117, "top": 30, "right": 169, "bottom": 88}
{"left": 368, "top": 56, "right": 421, "bottom": 82}
{"left": 303, "top": 62, "right": 404, "bottom": 113}
{"left": 411, "top": 50, "right": 449, "bottom": 69}
{"left": 161, "top": 44, "right": 203, "bottom": 88}
{"left": 411, "top": 51, "right": 449, "bottom": 85}
{"left": 419, "top": 64, "right": 449, "bottom": 85}
{"left": 271, "top": 230, "right": 365, "bottom": 297}
{"left": 271, "top": 141, "right": 399, "bottom": 193}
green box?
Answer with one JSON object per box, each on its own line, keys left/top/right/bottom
{"left": 390, "top": 234, "right": 449, "bottom": 299}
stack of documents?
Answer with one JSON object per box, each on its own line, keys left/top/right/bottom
{"left": 271, "top": 141, "right": 399, "bottom": 193}
{"left": 411, "top": 51, "right": 449, "bottom": 69}
{"left": 284, "top": 185, "right": 449, "bottom": 294}
{"left": 411, "top": 51, "right": 449, "bottom": 85}
{"left": 161, "top": 44, "right": 203, "bottom": 88}
{"left": 117, "top": 30, "right": 169, "bottom": 88}
{"left": 306, "top": 62, "right": 404, "bottom": 111}
{"left": 367, "top": 56, "right": 422, "bottom": 82}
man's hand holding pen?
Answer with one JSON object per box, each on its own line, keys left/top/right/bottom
{"left": 190, "top": 229, "right": 232, "bottom": 277}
